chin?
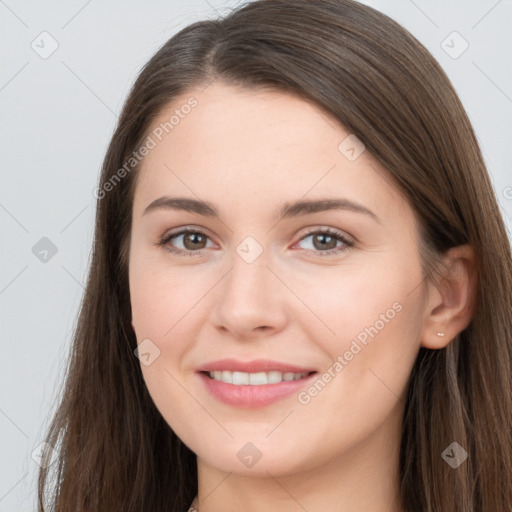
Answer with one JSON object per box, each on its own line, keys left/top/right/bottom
{"left": 192, "top": 437, "right": 318, "bottom": 478}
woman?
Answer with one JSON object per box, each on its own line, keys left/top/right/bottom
{"left": 37, "top": 0, "right": 512, "bottom": 511}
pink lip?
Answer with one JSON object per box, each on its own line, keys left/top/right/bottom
{"left": 196, "top": 358, "right": 316, "bottom": 373}
{"left": 196, "top": 359, "right": 317, "bottom": 408}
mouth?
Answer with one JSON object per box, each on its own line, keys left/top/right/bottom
{"left": 196, "top": 362, "right": 318, "bottom": 408}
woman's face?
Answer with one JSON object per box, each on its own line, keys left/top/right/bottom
{"left": 129, "top": 82, "right": 427, "bottom": 476}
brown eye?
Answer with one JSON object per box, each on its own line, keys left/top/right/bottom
{"left": 181, "top": 232, "right": 208, "bottom": 250}
{"left": 159, "top": 229, "right": 213, "bottom": 256}
{"left": 296, "top": 228, "right": 354, "bottom": 255}
{"left": 311, "top": 233, "right": 338, "bottom": 251}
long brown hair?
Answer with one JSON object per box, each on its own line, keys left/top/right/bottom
{"left": 37, "top": 1, "right": 512, "bottom": 510}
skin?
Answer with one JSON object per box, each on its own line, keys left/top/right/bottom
{"left": 128, "top": 82, "right": 476, "bottom": 512}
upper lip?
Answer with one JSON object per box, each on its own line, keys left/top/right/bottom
{"left": 197, "top": 358, "right": 317, "bottom": 374}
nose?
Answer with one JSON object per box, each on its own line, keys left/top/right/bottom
{"left": 209, "top": 252, "right": 289, "bottom": 340}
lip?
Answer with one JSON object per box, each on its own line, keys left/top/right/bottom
{"left": 196, "top": 359, "right": 318, "bottom": 408}
{"left": 196, "top": 358, "right": 316, "bottom": 374}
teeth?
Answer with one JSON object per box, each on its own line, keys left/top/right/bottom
{"left": 249, "top": 372, "right": 267, "bottom": 385}
{"left": 267, "top": 371, "right": 282, "bottom": 384}
{"left": 232, "top": 371, "right": 249, "bottom": 385}
{"left": 208, "top": 370, "right": 310, "bottom": 385}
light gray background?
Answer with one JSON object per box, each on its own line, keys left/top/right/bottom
{"left": 1, "top": 1, "right": 511, "bottom": 510}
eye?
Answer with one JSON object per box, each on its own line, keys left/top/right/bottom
{"left": 157, "top": 227, "right": 354, "bottom": 257}
{"left": 294, "top": 228, "right": 354, "bottom": 255}
{"left": 158, "top": 228, "right": 214, "bottom": 256}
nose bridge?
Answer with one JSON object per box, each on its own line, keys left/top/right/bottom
{"left": 228, "top": 247, "right": 270, "bottom": 296}
{"left": 211, "top": 242, "right": 287, "bottom": 336}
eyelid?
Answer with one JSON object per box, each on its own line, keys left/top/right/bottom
{"left": 296, "top": 225, "right": 355, "bottom": 243}
{"left": 293, "top": 227, "right": 354, "bottom": 255}
{"left": 158, "top": 226, "right": 215, "bottom": 254}
{"left": 160, "top": 225, "right": 214, "bottom": 243}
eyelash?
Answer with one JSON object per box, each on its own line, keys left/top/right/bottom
{"left": 158, "top": 227, "right": 355, "bottom": 257}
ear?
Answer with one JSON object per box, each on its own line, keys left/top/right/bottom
{"left": 420, "top": 244, "right": 477, "bottom": 349}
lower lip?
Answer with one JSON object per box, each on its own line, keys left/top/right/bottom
{"left": 197, "top": 372, "right": 317, "bottom": 408}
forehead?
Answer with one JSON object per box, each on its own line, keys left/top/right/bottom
{"left": 132, "top": 82, "right": 407, "bottom": 223}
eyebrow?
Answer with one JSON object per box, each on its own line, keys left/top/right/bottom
{"left": 143, "top": 196, "right": 381, "bottom": 224}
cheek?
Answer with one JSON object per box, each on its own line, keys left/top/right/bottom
{"left": 129, "top": 260, "right": 207, "bottom": 422}
{"left": 130, "top": 254, "right": 212, "bottom": 340}
{"left": 294, "top": 254, "right": 424, "bottom": 413}
{"left": 286, "top": 261, "right": 422, "bottom": 452}
{"left": 294, "top": 255, "right": 422, "bottom": 351}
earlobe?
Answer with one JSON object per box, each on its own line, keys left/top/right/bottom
{"left": 420, "top": 244, "right": 477, "bottom": 349}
